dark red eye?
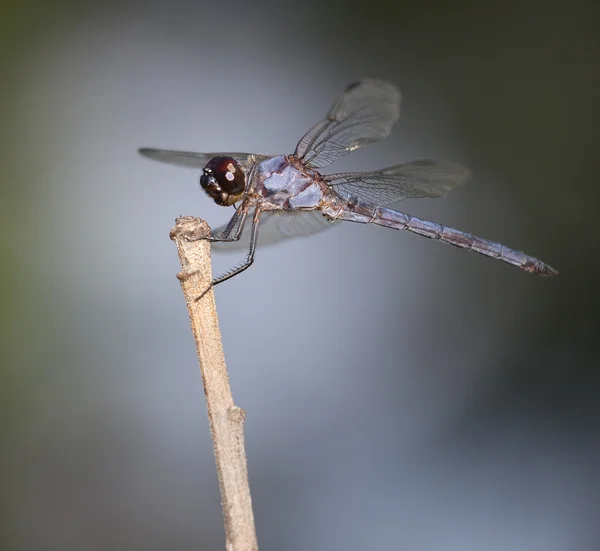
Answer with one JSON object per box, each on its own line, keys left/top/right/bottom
{"left": 200, "top": 156, "right": 246, "bottom": 206}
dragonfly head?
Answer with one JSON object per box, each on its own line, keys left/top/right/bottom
{"left": 200, "top": 156, "right": 246, "bottom": 206}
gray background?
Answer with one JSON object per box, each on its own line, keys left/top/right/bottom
{"left": 1, "top": 1, "right": 598, "bottom": 549}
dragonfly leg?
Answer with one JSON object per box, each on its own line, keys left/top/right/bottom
{"left": 207, "top": 208, "right": 248, "bottom": 243}
{"left": 186, "top": 206, "right": 248, "bottom": 243}
{"left": 194, "top": 208, "right": 261, "bottom": 300}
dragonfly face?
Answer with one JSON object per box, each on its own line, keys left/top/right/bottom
{"left": 200, "top": 156, "right": 247, "bottom": 206}
{"left": 139, "top": 79, "right": 558, "bottom": 287}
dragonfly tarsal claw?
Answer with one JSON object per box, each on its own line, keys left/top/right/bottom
{"left": 182, "top": 232, "right": 213, "bottom": 243}
{"left": 193, "top": 283, "right": 213, "bottom": 302}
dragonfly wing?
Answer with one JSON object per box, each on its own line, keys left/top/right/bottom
{"left": 138, "top": 148, "right": 271, "bottom": 170}
{"left": 211, "top": 209, "right": 337, "bottom": 252}
{"left": 326, "top": 159, "right": 471, "bottom": 205}
{"left": 294, "top": 79, "right": 401, "bottom": 169}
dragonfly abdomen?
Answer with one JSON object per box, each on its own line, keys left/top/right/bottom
{"left": 373, "top": 207, "right": 558, "bottom": 276}
{"left": 330, "top": 201, "right": 557, "bottom": 276}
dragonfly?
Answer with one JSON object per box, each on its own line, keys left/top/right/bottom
{"left": 139, "top": 79, "right": 558, "bottom": 287}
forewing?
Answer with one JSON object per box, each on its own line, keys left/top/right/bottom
{"left": 211, "top": 209, "right": 337, "bottom": 252}
{"left": 138, "top": 148, "right": 270, "bottom": 170}
{"left": 326, "top": 159, "right": 471, "bottom": 205}
{"left": 294, "top": 79, "right": 401, "bottom": 169}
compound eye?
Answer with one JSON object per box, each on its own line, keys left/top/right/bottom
{"left": 204, "top": 156, "right": 246, "bottom": 196}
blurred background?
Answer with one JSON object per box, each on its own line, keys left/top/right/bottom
{"left": 1, "top": 0, "right": 598, "bottom": 549}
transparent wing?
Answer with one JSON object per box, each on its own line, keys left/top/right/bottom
{"left": 326, "top": 159, "right": 471, "bottom": 206}
{"left": 211, "top": 208, "right": 337, "bottom": 252}
{"left": 294, "top": 79, "right": 401, "bottom": 169}
{"left": 138, "top": 148, "right": 271, "bottom": 170}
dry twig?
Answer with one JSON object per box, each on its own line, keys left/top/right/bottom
{"left": 170, "top": 216, "right": 258, "bottom": 551}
